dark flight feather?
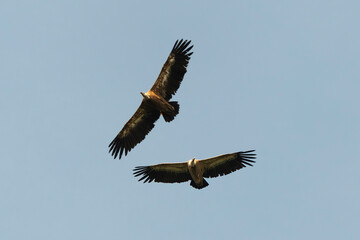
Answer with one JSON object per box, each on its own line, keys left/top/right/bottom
{"left": 202, "top": 150, "right": 256, "bottom": 178}
{"left": 133, "top": 162, "right": 191, "bottom": 183}
{"left": 150, "top": 39, "right": 193, "bottom": 100}
{"left": 108, "top": 101, "right": 160, "bottom": 159}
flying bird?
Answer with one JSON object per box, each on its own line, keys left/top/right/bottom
{"left": 133, "top": 150, "right": 256, "bottom": 189}
{"left": 109, "top": 39, "right": 193, "bottom": 159}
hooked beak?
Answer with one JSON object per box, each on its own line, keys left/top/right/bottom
{"left": 140, "top": 92, "right": 146, "bottom": 97}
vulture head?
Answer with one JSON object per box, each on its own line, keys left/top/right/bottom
{"left": 140, "top": 92, "right": 148, "bottom": 99}
{"left": 188, "top": 158, "right": 196, "bottom": 168}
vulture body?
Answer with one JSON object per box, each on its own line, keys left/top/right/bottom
{"left": 109, "top": 39, "right": 193, "bottom": 159}
{"left": 133, "top": 150, "right": 256, "bottom": 189}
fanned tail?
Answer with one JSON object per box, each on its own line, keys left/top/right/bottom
{"left": 162, "top": 101, "right": 180, "bottom": 122}
{"left": 190, "top": 179, "right": 209, "bottom": 190}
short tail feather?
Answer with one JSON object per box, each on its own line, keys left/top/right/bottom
{"left": 190, "top": 179, "right": 209, "bottom": 190}
{"left": 162, "top": 101, "right": 180, "bottom": 122}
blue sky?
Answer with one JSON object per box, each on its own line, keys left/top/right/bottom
{"left": 1, "top": 1, "right": 359, "bottom": 239}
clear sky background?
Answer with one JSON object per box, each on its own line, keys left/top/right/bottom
{"left": 1, "top": 1, "right": 359, "bottom": 239}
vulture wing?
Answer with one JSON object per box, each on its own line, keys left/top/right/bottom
{"left": 133, "top": 162, "right": 191, "bottom": 183}
{"left": 108, "top": 101, "right": 161, "bottom": 159}
{"left": 150, "top": 39, "right": 193, "bottom": 101}
{"left": 201, "top": 150, "right": 256, "bottom": 178}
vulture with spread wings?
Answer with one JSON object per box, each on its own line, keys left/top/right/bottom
{"left": 109, "top": 39, "right": 193, "bottom": 159}
{"left": 133, "top": 150, "right": 256, "bottom": 189}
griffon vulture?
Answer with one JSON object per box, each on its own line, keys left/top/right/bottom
{"left": 133, "top": 150, "right": 256, "bottom": 189}
{"left": 109, "top": 39, "right": 193, "bottom": 159}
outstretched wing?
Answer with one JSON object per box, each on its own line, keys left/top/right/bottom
{"left": 150, "top": 39, "right": 193, "bottom": 101}
{"left": 108, "top": 101, "right": 160, "bottom": 159}
{"left": 200, "top": 150, "right": 256, "bottom": 178}
{"left": 133, "top": 162, "right": 191, "bottom": 183}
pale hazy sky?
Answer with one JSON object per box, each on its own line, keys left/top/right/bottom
{"left": 1, "top": 1, "right": 359, "bottom": 239}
